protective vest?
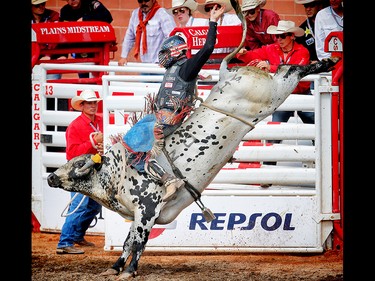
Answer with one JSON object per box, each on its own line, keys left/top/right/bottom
{"left": 156, "top": 59, "right": 197, "bottom": 111}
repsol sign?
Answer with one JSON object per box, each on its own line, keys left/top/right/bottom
{"left": 189, "top": 212, "right": 295, "bottom": 231}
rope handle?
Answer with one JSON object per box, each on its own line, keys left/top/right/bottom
{"left": 60, "top": 193, "right": 86, "bottom": 217}
{"left": 89, "top": 132, "right": 98, "bottom": 149}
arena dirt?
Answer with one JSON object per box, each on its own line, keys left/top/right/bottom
{"left": 32, "top": 232, "right": 343, "bottom": 281}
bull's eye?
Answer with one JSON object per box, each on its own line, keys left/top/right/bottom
{"left": 75, "top": 160, "right": 86, "bottom": 169}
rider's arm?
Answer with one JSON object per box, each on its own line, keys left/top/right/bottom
{"left": 179, "top": 5, "right": 225, "bottom": 81}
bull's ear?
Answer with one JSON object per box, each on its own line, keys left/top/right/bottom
{"left": 94, "top": 162, "right": 103, "bottom": 171}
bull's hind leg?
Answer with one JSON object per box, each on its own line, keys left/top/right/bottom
{"left": 288, "top": 57, "right": 341, "bottom": 79}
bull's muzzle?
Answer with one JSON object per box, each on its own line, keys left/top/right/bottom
{"left": 47, "top": 173, "right": 62, "bottom": 188}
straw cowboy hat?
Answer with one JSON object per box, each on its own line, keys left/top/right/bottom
{"left": 294, "top": 0, "right": 321, "bottom": 4}
{"left": 266, "top": 20, "right": 305, "bottom": 37}
{"left": 167, "top": 0, "right": 198, "bottom": 15}
{"left": 32, "top": 0, "right": 48, "bottom": 5}
{"left": 259, "top": 0, "right": 267, "bottom": 8}
{"left": 71, "top": 89, "right": 102, "bottom": 111}
{"left": 241, "top": 0, "right": 262, "bottom": 12}
{"left": 197, "top": 0, "right": 233, "bottom": 15}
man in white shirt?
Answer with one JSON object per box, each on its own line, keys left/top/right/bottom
{"left": 314, "top": 0, "right": 343, "bottom": 60}
{"left": 118, "top": 0, "right": 176, "bottom": 66}
{"left": 197, "top": 0, "right": 241, "bottom": 55}
{"left": 168, "top": 0, "right": 208, "bottom": 27}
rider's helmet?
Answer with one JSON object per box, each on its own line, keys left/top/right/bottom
{"left": 158, "top": 35, "right": 188, "bottom": 68}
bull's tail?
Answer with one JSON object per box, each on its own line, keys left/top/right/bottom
{"left": 219, "top": 0, "right": 246, "bottom": 76}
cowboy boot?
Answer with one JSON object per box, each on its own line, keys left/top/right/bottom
{"left": 144, "top": 159, "right": 184, "bottom": 201}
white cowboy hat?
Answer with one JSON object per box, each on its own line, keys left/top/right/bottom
{"left": 197, "top": 0, "right": 233, "bottom": 15}
{"left": 266, "top": 20, "right": 305, "bottom": 37}
{"left": 241, "top": 0, "right": 261, "bottom": 12}
{"left": 167, "top": 0, "right": 198, "bottom": 15}
{"left": 32, "top": 0, "right": 48, "bottom": 5}
{"left": 259, "top": 0, "right": 267, "bottom": 8}
{"left": 71, "top": 89, "right": 102, "bottom": 111}
{"left": 294, "top": 0, "right": 321, "bottom": 4}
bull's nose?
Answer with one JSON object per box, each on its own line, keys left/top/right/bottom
{"left": 47, "top": 173, "right": 61, "bottom": 187}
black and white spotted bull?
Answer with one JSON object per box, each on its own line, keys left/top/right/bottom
{"left": 47, "top": 0, "right": 340, "bottom": 279}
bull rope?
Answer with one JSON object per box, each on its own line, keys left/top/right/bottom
{"left": 200, "top": 101, "right": 255, "bottom": 129}
{"left": 156, "top": 91, "right": 254, "bottom": 222}
{"left": 60, "top": 193, "right": 86, "bottom": 217}
{"left": 193, "top": 87, "right": 255, "bottom": 129}
{"left": 162, "top": 147, "right": 216, "bottom": 223}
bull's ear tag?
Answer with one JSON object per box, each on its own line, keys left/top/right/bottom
{"left": 92, "top": 153, "right": 102, "bottom": 163}
{"left": 202, "top": 207, "right": 216, "bottom": 223}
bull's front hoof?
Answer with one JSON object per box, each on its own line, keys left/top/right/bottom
{"left": 116, "top": 271, "right": 137, "bottom": 280}
{"left": 99, "top": 268, "right": 119, "bottom": 276}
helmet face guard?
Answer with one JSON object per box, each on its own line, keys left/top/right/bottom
{"left": 158, "top": 35, "right": 188, "bottom": 68}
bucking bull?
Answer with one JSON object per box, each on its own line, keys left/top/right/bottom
{"left": 47, "top": 0, "right": 340, "bottom": 279}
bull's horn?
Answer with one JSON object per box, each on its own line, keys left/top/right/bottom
{"left": 78, "top": 154, "right": 102, "bottom": 172}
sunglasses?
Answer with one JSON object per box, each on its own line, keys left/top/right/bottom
{"left": 204, "top": 4, "right": 221, "bottom": 13}
{"left": 242, "top": 8, "right": 256, "bottom": 16}
{"left": 275, "top": 33, "right": 293, "bottom": 39}
{"left": 32, "top": 3, "right": 46, "bottom": 8}
{"left": 172, "top": 8, "right": 187, "bottom": 15}
{"left": 137, "top": 0, "right": 150, "bottom": 3}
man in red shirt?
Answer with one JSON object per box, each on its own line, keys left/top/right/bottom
{"left": 236, "top": 20, "right": 313, "bottom": 170}
{"left": 236, "top": 20, "right": 311, "bottom": 97}
{"left": 241, "top": 0, "right": 280, "bottom": 50}
{"left": 56, "top": 89, "right": 104, "bottom": 254}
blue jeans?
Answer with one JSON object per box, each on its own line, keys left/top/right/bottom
{"left": 267, "top": 110, "right": 314, "bottom": 146}
{"left": 272, "top": 110, "right": 314, "bottom": 124}
{"left": 269, "top": 90, "right": 315, "bottom": 145}
{"left": 57, "top": 192, "right": 101, "bottom": 248}
{"left": 46, "top": 73, "right": 62, "bottom": 80}
{"left": 264, "top": 93, "right": 315, "bottom": 166}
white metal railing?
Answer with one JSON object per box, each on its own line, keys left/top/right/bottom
{"left": 31, "top": 62, "right": 336, "bottom": 252}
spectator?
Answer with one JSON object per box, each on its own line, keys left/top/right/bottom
{"left": 31, "top": 0, "right": 66, "bottom": 80}
{"left": 241, "top": 0, "right": 280, "bottom": 50}
{"left": 294, "top": 0, "right": 326, "bottom": 64}
{"left": 118, "top": 0, "right": 176, "bottom": 66}
{"left": 197, "top": 0, "right": 241, "bottom": 57}
{"left": 314, "top": 0, "right": 343, "bottom": 61}
{"left": 259, "top": 0, "right": 267, "bottom": 8}
{"left": 168, "top": 0, "right": 207, "bottom": 27}
{"left": 32, "top": 0, "right": 59, "bottom": 23}
{"left": 197, "top": 0, "right": 241, "bottom": 26}
{"left": 56, "top": 89, "right": 104, "bottom": 254}
{"left": 60, "top": 0, "right": 113, "bottom": 78}
{"left": 236, "top": 20, "right": 312, "bottom": 169}
{"left": 122, "top": 4, "right": 226, "bottom": 201}
{"left": 60, "top": 0, "right": 112, "bottom": 23}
